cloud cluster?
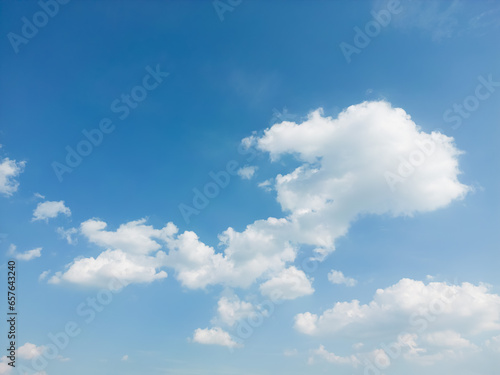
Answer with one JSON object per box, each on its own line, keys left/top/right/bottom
{"left": 49, "top": 102, "right": 470, "bottom": 297}
{"left": 46, "top": 100, "right": 474, "bottom": 356}
{"left": 49, "top": 219, "right": 169, "bottom": 288}
{"left": 295, "top": 278, "right": 500, "bottom": 336}
{"left": 296, "top": 278, "right": 500, "bottom": 367}
{"left": 29, "top": 100, "right": 488, "bottom": 366}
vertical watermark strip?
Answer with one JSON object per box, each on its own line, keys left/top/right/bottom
{"left": 6, "top": 259, "right": 17, "bottom": 368}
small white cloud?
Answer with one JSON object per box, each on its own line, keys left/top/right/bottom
{"left": 0, "top": 158, "right": 25, "bottom": 197}
{"left": 18, "top": 343, "right": 44, "bottom": 360}
{"left": 327, "top": 269, "right": 357, "bottom": 287}
{"left": 39, "top": 270, "right": 51, "bottom": 281}
{"left": 34, "top": 193, "right": 45, "bottom": 199}
{"left": 284, "top": 349, "right": 298, "bottom": 357}
{"left": 32, "top": 200, "right": 71, "bottom": 222}
{"left": 56, "top": 227, "right": 78, "bottom": 245}
{"left": 192, "top": 327, "right": 240, "bottom": 348}
{"left": 8, "top": 244, "right": 42, "bottom": 261}
{"left": 257, "top": 179, "right": 273, "bottom": 192}
{"left": 237, "top": 165, "right": 258, "bottom": 180}
{"left": 308, "top": 345, "right": 360, "bottom": 366}
{"left": 121, "top": 355, "right": 129, "bottom": 361}
{"left": 16, "top": 247, "right": 42, "bottom": 261}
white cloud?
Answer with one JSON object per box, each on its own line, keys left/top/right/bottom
{"left": 294, "top": 278, "right": 500, "bottom": 337}
{"left": 0, "top": 158, "right": 25, "bottom": 197}
{"left": 8, "top": 244, "right": 42, "bottom": 261}
{"left": 237, "top": 165, "right": 258, "bottom": 179}
{"left": 153, "top": 101, "right": 470, "bottom": 295}
{"left": 48, "top": 219, "right": 170, "bottom": 288}
{"left": 49, "top": 249, "right": 167, "bottom": 289}
{"left": 52, "top": 216, "right": 297, "bottom": 291}
{"left": 56, "top": 227, "right": 78, "bottom": 245}
{"left": 259, "top": 266, "right": 314, "bottom": 300}
{"left": 310, "top": 331, "right": 482, "bottom": 369}
{"left": 121, "top": 355, "right": 128, "bottom": 361}
{"left": 213, "top": 295, "right": 257, "bottom": 327}
{"left": 192, "top": 327, "right": 239, "bottom": 348}
{"left": 327, "top": 269, "right": 357, "bottom": 287}
{"left": 308, "top": 345, "right": 360, "bottom": 366}
{"left": 32, "top": 200, "right": 71, "bottom": 222}
{"left": 294, "top": 312, "right": 318, "bottom": 335}
{"left": 80, "top": 218, "right": 169, "bottom": 254}
{"left": 50, "top": 102, "right": 469, "bottom": 297}
{"left": 295, "top": 278, "right": 500, "bottom": 367}
{"left": 244, "top": 101, "right": 469, "bottom": 259}
{"left": 164, "top": 218, "right": 297, "bottom": 290}
{"left": 18, "top": 342, "right": 44, "bottom": 360}
{"left": 398, "top": 333, "right": 472, "bottom": 366}
{"left": 16, "top": 247, "right": 42, "bottom": 261}
{"left": 39, "top": 270, "right": 50, "bottom": 281}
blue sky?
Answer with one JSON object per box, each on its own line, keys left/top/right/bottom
{"left": 1, "top": 1, "right": 500, "bottom": 374}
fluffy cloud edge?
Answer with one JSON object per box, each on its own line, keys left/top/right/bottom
{"left": 192, "top": 327, "right": 240, "bottom": 348}
{"left": 32, "top": 200, "right": 71, "bottom": 222}
{"left": 0, "top": 157, "right": 25, "bottom": 197}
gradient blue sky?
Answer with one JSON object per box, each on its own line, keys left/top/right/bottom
{"left": 1, "top": 1, "right": 499, "bottom": 375}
